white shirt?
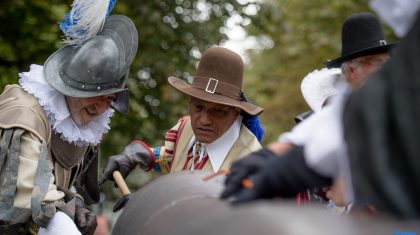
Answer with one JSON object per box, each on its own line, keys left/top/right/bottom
{"left": 279, "top": 84, "right": 354, "bottom": 204}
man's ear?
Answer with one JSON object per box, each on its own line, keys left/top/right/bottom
{"left": 346, "top": 65, "right": 359, "bottom": 88}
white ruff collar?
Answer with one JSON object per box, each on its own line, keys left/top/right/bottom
{"left": 19, "top": 64, "right": 114, "bottom": 146}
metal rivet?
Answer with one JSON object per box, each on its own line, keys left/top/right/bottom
{"left": 82, "top": 85, "right": 85, "bottom": 88}
{"left": 97, "top": 86, "right": 101, "bottom": 90}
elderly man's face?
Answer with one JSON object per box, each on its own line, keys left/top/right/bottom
{"left": 65, "top": 93, "right": 117, "bottom": 126}
{"left": 346, "top": 53, "right": 390, "bottom": 88}
{"left": 189, "top": 97, "right": 240, "bottom": 144}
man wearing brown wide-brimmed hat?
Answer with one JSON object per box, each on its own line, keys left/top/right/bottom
{"left": 99, "top": 47, "right": 264, "bottom": 187}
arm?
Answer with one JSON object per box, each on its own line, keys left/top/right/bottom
{"left": 0, "top": 130, "right": 65, "bottom": 228}
{"left": 15, "top": 132, "right": 65, "bottom": 207}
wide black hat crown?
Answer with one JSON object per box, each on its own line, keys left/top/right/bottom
{"left": 325, "top": 12, "right": 396, "bottom": 68}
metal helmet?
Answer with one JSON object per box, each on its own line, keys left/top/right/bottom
{"left": 44, "top": 14, "right": 138, "bottom": 114}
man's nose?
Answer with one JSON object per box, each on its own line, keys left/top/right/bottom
{"left": 95, "top": 97, "right": 113, "bottom": 114}
{"left": 199, "top": 111, "right": 213, "bottom": 125}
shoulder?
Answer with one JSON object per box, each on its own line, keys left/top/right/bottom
{"left": 0, "top": 85, "right": 51, "bottom": 144}
{"left": 167, "top": 115, "right": 191, "bottom": 132}
{"left": 237, "top": 124, "right": 262, "bottom": 151}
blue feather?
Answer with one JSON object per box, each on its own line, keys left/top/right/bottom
{"left": 59, "top": 12, "right": 78, "bottom": 36}
{"left": 107, "top": 0, "right": 116, "bottom": 15}
{"left": 242, "top": 112, "right": 265, "bottom": 142}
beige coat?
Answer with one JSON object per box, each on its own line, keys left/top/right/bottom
{"left": 154, "top": 116, "right": 261, "bottom": 173}
{"left": 0, "top": 85, "right": 97, "bottom": 226}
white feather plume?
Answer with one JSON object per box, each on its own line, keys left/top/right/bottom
{"left": 300, "top": 68, "right": 345, "bottom": 112}
{"left": 62, "top": 0, "right": 111, "bottom": 45}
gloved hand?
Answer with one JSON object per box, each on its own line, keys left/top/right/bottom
{"left": 98, "top": 141, "right": 154, "bottom": 185}
{"left": 75, "top": 198, "right": 97, "bottom": 235}
{"left": 229, "top": 146, "right": 333, "bottom": 205}
{"left": 228, "top": 170, "right": 271, "bottom": 204}
{"left": 220, "top": 148, "right": 277, "bottom": 199}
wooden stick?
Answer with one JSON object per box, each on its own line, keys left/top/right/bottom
{"left": 202, "top": 169, "right": 229, "bottom": 181}
{"left": 112, "top": 171, "right": 131, "bottom": 196}
{"left": 202, "top": 169, "right": 253, "bottom": 189}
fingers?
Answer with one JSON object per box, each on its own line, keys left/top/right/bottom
{"left": 76, "top": 208, "right": 98, "bottom": 235}
{"left": 220, "top": 182, "right": 240, "bottom": 199}
{"left": 230, "top": 188, "right": 258, "bottom": 205}
{"left": 84, "top": 212, "right": 98, "bottom": 235}
{"left": 98, "top": 168, "right": 115, "bottom": 186}
{"left": 76, "top": 208, "right": 87, "bottom": 228}
{"left": 221, "top": 169, "right": 251, "bottom": 199}
{"left": 98, "top": 158, "right": 119, "bottom": 185}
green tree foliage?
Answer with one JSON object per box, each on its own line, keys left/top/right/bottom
{"left": 0, "top": 0, "right": 257, "bottom": 160}
{"left": 243, "top": 0, "right": 396, "bottom": 144}
{"left": 0, "top": 0, "right": 66, "bottom": 84}
{"left": 0, "top": 0, "right": 396, "bottom": 160}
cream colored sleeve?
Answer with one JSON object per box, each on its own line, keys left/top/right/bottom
{"left": 13, "top": 132, "right": 65, "bottom": 208}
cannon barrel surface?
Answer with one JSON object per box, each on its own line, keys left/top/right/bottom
{"left": 112, "top": 171, "right": 420, "bottom": 235}
{"left": 112, "top": 170, "right": 229, "bottom": 235}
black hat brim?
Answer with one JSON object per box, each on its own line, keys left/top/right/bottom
{"left": 324, "top": 43, "right": 397, "bottom": 68}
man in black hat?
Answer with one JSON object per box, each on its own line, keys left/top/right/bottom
{"left": 325, "top": 12, "right": 396, "bottom": 88}
{"left": 0, "top": 1, "right": 138, "bottom": 234}
{"left": 344, "top": 3, "right": 420, "bottom": 218}
{"left": 99, "top": 47, "right": 264, "bottom": 191}
{"left": 220, "top": 12, "right": 397, "bottom": 209}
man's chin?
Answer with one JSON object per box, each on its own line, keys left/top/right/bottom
{"left": 195, "top": 135, "right": 215, "bottom": 144}
{"left": 73, "top": 118, "right": 90, "bottom": 127}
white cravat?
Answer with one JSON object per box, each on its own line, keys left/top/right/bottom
{"left": 190, "top": 141, "right": 207, "bottom": 171}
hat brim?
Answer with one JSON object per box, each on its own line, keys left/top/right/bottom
{"left": 168, "top": 76, "right": 263, "bottom": 116}
{"left": 324, "top": 43, "right": 397, "bottom": 68}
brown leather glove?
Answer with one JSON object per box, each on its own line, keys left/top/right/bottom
{"left": 99, "top": 141, "right": 154, "bottom": 186}
{"left": 75, "top": 197, "right": 97, "bottom": 235}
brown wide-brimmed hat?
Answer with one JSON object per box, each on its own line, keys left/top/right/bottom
{"left": 168, "top": 47, "right": 263, "bottom": 116}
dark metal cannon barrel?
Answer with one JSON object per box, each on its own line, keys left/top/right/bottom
{"left": 112, "top": 170, "right": 229, "bottom": 235}
{"left": 112, "top": 171, "right": 420, "bottom": 235}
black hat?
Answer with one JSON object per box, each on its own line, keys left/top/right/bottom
{"left": 325, "top": 12, "right": 396, "bottom": 68}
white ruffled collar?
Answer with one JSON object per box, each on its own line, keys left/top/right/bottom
{"left": 19, "top": 64, "right": 114, "bottom": 146}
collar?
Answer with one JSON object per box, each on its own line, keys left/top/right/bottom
{"left": 189, "top": 116, "right": 242, "bottom": 172}
{"left": 19, "top": 64, "right": 114, "bottom": 146}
